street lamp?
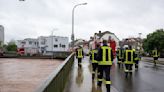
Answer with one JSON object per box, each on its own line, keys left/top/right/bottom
{"left": 71, "top": 3, "right": 87, "bottom": 48}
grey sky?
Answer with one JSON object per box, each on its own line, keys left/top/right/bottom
{"left": 0, "top": 0, "right": 164, "bottom": 42}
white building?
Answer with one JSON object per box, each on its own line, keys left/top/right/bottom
{"left": 38, "top": 36, "right": 69, "bottom": 54}
{"left": 16, "top": 38, "right": 38, "bottom": 55}
{"left": 0, "top": 25, "right": 4, "bottom": 46}
{"left": 16, "top": 36, "right": 69, "bottom": 55}
{"left": 89, "top": 31, "right": 120, "bottom": 49}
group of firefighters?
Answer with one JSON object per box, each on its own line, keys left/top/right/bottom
{"left": 75, "top": 39, "right": 160, "bottom": 92}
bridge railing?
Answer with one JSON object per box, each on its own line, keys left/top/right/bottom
{"left": 35, "top": 53, "right": 75, "bottom": 92}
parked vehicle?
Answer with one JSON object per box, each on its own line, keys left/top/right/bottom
{"left": 17, "top": 48, "right": 25, "bottom": 56}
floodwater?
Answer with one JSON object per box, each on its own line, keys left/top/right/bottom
{"left": 0, "top": 58, "right": 63, "bottom": 92}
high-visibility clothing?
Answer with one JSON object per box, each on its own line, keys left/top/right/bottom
{"left": 153, "top": 50, "right": 158, "bottom": 57}
{"left": 91, "top": 49, "right": 98, "bottom": 63}
{"left": 118, "top": 49, "right": 124, "bottom": 59}
{"left": 98, "top": 46, "right": 112, "bottom": 65}
{"left": 124, "top": 50, "right": 134, "bottom": 64}
{"left": 135, "top": 51, "right": 141, "bottom": 61}
{"left": 77, "top": 48, "right": 83, "bottom": 58}
{"left": 105, "top": 80, "right": 112, "bottom": 85}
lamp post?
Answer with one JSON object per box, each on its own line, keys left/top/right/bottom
{"left": 71, "top": 3, "right": 87, "bottom": 48}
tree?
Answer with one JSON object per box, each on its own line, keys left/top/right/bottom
{"left": 6, "top": 40, "right": 17, "bottom": 51}
{"left": 143, "top": 29, "right": 164, "bottom": 53}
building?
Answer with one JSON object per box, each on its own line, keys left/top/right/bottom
{"left": 38, "top": 36, "right": 69, "bottom": 54}
{"left": 89, "top": 31, "right": 120, "bottom": 49}
{"left": 16, "top": 36, "right": 69, "bottom": 55}
{"left": 16, "top": 38, "right": 38, "bottom": 55}
{"left": 120, "top": 37, "right": 143, "bottom": 50}
{"left": 0, "top": 25, "right": 4, "bottom": 46}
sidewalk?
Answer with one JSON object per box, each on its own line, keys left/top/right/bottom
{"left": 64, "top": 57, "right": 119, "bottom": 92}
{"left": 142, "top": 57, "right": 164, "bottom": 64}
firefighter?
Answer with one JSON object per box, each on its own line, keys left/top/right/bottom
{"left": 124, "top": 46, "right": 135, "bottom": 78}
{"left": 76, "top": 46, "right": 84, "bottom": 66}
{"left": 116, "top": 47, "right": 124, "bottom": 68}
{"left": 97, "top": 40, "right": 114, "bottom": 92}
{"left": 134, "top": 49, "right": 141, "bottom": 70}
{"left": 89, "top": 49, "right": 92, "bottom": 61}
{"left": 91, "top": 44, "right": 100, "bottom": 81}
{"left": 152, "top": 48, "right": 160, "bottom": 66}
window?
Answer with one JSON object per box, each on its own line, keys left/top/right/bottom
{"left": 22, "top": 41, "right": 26, "bottom": 45}
{"left": 29, "top": 41, "right": 32, "bottom": 45}
{"left": 59, "top": 44, "right": 62, "bottom": 47}
{"left": 54, "top": 45, "right": 58, "bottom": 48}
{"left": 62, "top": 45, "right": 66, "bottom": 48}
{"left": 41, "top": 39, "right": 46, "bottom": 45}
{"left": 55, "top": 38, "right": 58, "bottom": 42}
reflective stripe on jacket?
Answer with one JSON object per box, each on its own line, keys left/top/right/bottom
{"left": 152, "top": 50, "right": 158, "bottom": 57}
{"left": 91, "top": 49, "right": 98, "bottom": 63}
{"left": 98, "top": 46, "right": 113, "bottom": 65}
{"left": 77, "top": 48, "right": 83, "bottom": 58}
{"left": 124, "top": 50, "right": 134, "bottom": 64}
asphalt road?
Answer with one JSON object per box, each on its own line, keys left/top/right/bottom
{"left": 65, "top": 57, "right": 164, "bottom": 92}
{"left": 112, "top": 60, "right": 164, "bottom": 92}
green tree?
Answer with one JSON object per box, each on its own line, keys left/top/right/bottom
{"left": 6, "top": 40, "right": 17, "bottom": 51}
{"left": 143, "top": 29, "right": 164, "bottom": 53}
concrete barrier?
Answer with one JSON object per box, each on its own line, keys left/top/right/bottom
{"left": 0, "top": 51, "right": 71, "bottom": 59}
{"left": 34, "top": 53, "right": 75, "bottom": 92}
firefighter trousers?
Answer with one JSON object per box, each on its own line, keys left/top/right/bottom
{"left": 78, "top": 58, "right": 82, "bottom": 65}
{"left": 92, "top": 63, "right": 98, "bottom": 80}
{"left": 124, "top": 64, "right": 133, "bottom": 77}
{"left": 153, "top": 57, "right": 158, "bottom": 66}
{"left": 117, "top": 58, "right": 123, "bottom": 68}
{"left": 135, "top": 60, "right": 139, "bottom": 69}
{"left": 98, "top": 65, "right": 111, "bottom": 92}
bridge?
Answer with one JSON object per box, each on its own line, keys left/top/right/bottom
{"left": 35, "top": 53, "right": 164, "bottom": 92}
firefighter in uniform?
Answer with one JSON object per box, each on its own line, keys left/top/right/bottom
{"left": 91, "top": 44, "right": 100, "bottom": 81}
{"left": 89, "top": 49, "right": 92, "bottom": 61}
{"left": 124, "top": 46, "right": 135, "bottom": 77}
{"left": 152, "top": 48, "right": 160, "bottom": 66}
{"left": 116, "top": 47, "right": 124, "bottom": 68}
{"left": 97, "top": 40, "right": 114, "bottom": 92}
{"left": 134, "top": 49, "right": 141, "bottom": 70}
{"left": 76, "top": 46, "right": 84, "bottom": 66}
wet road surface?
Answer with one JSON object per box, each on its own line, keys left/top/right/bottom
{"left": 112, "top": 60, "right": 164, "bottom": 92}
{"left": 65, "top": 57, "right": 164, "bottom": 92}
{"left": 0, "top": 58, "right": 62, "bottom": 92}
{"left": 64, "top": 57, "right": 118, "bottom": 92}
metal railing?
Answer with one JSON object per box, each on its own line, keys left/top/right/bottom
{"left": 35, "top": 53, "right": 75, "bottom": 92}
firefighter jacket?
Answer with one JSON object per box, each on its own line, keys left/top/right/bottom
{"left": 76, "top": 48, "right": 84, "bottom": 58}
{"left": 152, "top": 50, "right": 160, "bottom": 58}
{"left": 91, "top": 49, "right": 98, "bottom": 63}
{"left": 135, "top": 51, "right": 141, "bottom": 61}
{"left": 116, "top": 49, "right": 124, "bottom": 60}
{"left": 124, "top": 49, "right": 135, "bottom": 64}
{"left": 96, "top": 45, "right": 114, "bottom": 65}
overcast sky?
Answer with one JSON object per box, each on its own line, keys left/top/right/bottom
{"left": 0, "top": 0, "right": 164, "bottom": 42}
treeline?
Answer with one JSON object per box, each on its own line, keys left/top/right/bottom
{"left": 143, "top": 29, "right": 164, "bottom": 57}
